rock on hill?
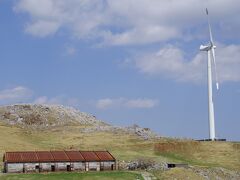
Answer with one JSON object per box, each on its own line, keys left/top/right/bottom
{"left": 0, "top": 104, "right": 158, "bottom": 140}
{"left": 0, "top": 104, "right": 104, "bottom": 128}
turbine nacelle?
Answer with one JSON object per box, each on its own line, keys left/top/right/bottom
{"left": 200, "top": 44, "right": 211, "bottom": 51}
{"left": 200, "top": 44, "right": 216, "bottom": 51}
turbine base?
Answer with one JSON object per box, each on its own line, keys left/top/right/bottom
{"left": 196, "top": 138, "right": 226, "bottom": 142}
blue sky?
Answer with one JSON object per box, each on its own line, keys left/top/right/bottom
{"left": 0, "top": 0, "right": 240, "bottom": 141}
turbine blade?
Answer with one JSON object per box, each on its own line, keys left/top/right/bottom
{"left": 206, "top": 8, "right": 214, "bottom": 44}
{"left": 211, "top": 48, "right": 219, "bottom": 90}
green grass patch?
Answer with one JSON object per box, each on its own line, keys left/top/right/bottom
{"left": 0, "top": 171, "right": 143, "bottom": 180}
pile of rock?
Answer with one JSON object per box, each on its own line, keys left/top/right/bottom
{"left": 0, "top": 104, "right": 160, "bottom": 140}
{"left": 190, "top": 166, "right": 240, "bottom": 180}
{"left": 0, "top": 104, "right": 102, "bottom": 128}
{"left": 81, "top": 124, "right": 158, "bottom": 140}
{"left": 125, "top": 124, "right": 159, "bottom": 140}
{"left": 119, "top": 159, "right": 168, "bottom": 171}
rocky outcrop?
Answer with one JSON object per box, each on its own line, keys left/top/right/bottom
{"left": 0, "top": 104, "right": 158, "bottom": 140}
{"left": 190, "top": 166, "right": 240, "bottom": 180}
{"left": 81, "top": 124, "right": 159, "bottom": 140}
{"left": 0, "top": 104, "right": 103, "bottom": 128}
{"left": 119, "top": 159, "right": 168, "bottom": 171}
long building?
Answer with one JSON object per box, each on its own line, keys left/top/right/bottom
{"left": 3, "top": 150, "right": 116, "bottom": 173}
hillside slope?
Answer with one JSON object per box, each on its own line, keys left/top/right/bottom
{"left": 0, "top": 104, "right": 239, "bottom": 179}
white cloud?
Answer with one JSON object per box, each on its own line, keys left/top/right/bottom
{"left": 96, "top": 98, "right": 158, "bottom": 109}
{"left": 0, "top": 86, "right": 81, "bottom": 107}
{"left": 96, "top": 98, "right": 114, "bottom": 109}
{"left": 0, "top": 86, "right": 33, "bottom": 105}
{"left": 14, "top": 0, "right": 240, "bottom": 45}
{"left": 25, "top": 20, "right": 60, "bottom": 37}
{"left": 125, "top": 99, "right": 158, "bottom": 109}
{"left": 13, "top": 1, "right": 240, "bottom": 83}
{"left": 14, "top": 0, "right": 108, "bottom": 39}
{"left": 216, "top": 44, "right": 240, "bottom": 82}
{"left": 34, "top": 95, "right": 79, "bottom": 106}
{"left": 33, "top": 96, "right": 48, "bottom": 104}
{"left": 102, "top": 25, "right": 180, "bottom": 45}
{"left": 133, "top": 43, "right": 240, "bottom": 83}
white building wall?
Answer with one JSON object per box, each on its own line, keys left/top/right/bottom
{"left": 5, "top": 159, "right": 116, "bottom": 173}
{"left": 56, "top": 162, "right": 70, "bottom": 171}
{"left": 24, "top": 163, "right": 38, "bottom": 172}
{"left": 100, "top": 161, "right": 115, "bottom": 170}
{"left": 88, "top": 162, "right": 100, "bottom": 171}
{"left": 72, "top": 162, "right": 85, "bottom": 170}
{"left": 104, "top": 161, "right": 115, "bottom": 169}
{"left": 40, "top": 163, "right": 52, "bottom": 171}
{"left": 7, "top": 163, "right": 24, "bottom": 173}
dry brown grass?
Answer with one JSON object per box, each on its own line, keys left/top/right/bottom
{"left": 154, "top": 140, "right": 200, "bottom": 154}
{"left": 154, "top": 140, "right": 240, "bottom": 170}
{"left": 154, "top": 168, "right": 204, "bottom": 180}
{"left": 0, "top": 122, "right": 239, "bottom": 173}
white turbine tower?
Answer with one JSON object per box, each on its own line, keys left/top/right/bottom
{"left": 200, "top": 8, "right": 219, "bottom": 141}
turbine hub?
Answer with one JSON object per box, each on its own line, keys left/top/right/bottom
{"left": 200, "top": 44, "right": 211, "bottom": 51}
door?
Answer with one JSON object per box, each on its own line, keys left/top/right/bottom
{"left": 67, "top": 165, "right": 71, "bottom": 171}
{"left": 51, "top": 165, "right": 55, "bottom": 172}
{"left": 35, "top": 165, "right": 40, "bottom": 172}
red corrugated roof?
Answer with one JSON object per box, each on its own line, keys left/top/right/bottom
{"left": 4, "top": 151, "right": 115, "bottom": 163}
{"left": 51, "top": 151, "right": 69, "bottom": 162}
{"left": 5, "top": 152, "right": 23, "bottom": 163}
{"left": 36, "top": 151, "right": 54, "bottom": 162}
{"left": 21, "top": 151, "right": 38, "bottom": 162}
{"left": 65, "top": 151, "right": 85, "bottom": 161}
{"left": 80, "top": 151, "right": 100, "bottom": 161}
{"left": 95, "top": 151, "right": 115, "bottom": 161}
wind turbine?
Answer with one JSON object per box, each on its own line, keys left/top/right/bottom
{"left": 200, "top": 8, "right": 219, "bottom": 141}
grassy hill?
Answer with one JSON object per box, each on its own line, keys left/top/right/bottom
{"left": 0, "top": 104, "right": 239, "bottom": 179}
